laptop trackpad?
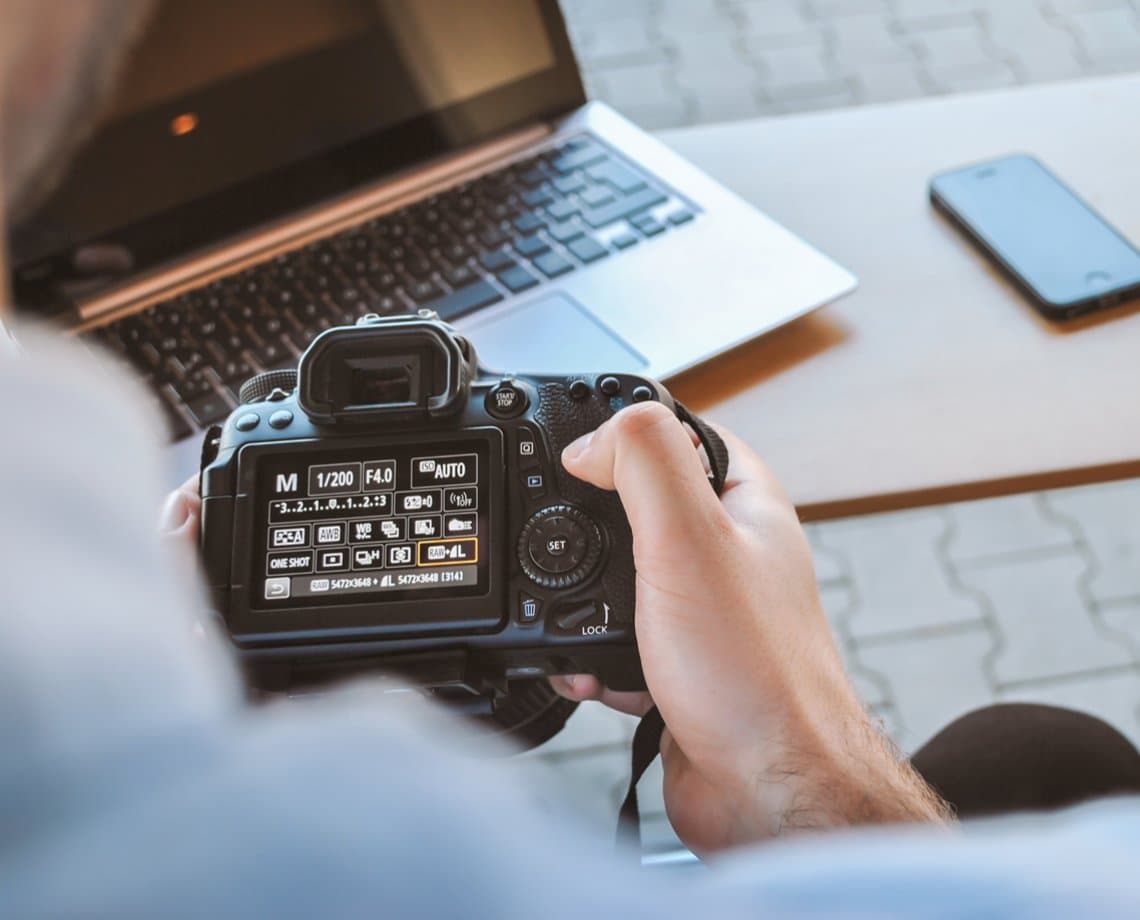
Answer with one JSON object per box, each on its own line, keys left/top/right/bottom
{"left": 463, "top": 293, "right": 648, "bottom": 374}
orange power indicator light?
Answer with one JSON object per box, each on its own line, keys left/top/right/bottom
{"left": 169, "top": 112, "right": 198, "bottom": 136}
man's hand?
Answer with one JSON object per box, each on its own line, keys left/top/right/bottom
{"left": 551, "top": 403, "right": 951, "bottom": 854}
{"left": 160, "top": 474, "right": 200, "bottom": 545}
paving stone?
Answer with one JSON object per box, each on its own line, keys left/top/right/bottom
{"left": 598, "top": 62, "right": 693, "bottom": 129}
{"left": 1066, "top": 8, "right": 1140, "bottom": 61}
{"left": 572, "top": 18, "right": 665, "bottom": 67}
{"left": 997, "top": 668, "right": 1140, "bottom": 748}
{"left": 852, "top": 61, "right": 931, "bottom": 102}
{"left": 765, "top": 80, "right": 859, "bottom": 110}
{"left": 559, "top": 0, "right": 655, "bottom": 26}
{"left": 692, "top": 87, "right": 766, "bottom": 123}
{"left": 907, "top": 22, "right": 1001, "bottom": 69}
{"left": 890, "top": 0, "right": 978, "bottom": 30}
{"left": 853, "top": 625, "right": 996, "bottom": 751}
{"left": 735, "top": 0, "right": 820, "bottom": 44}
{"left": 754, "top": 41, "right": 839, "bottom": 86}
{"left": 827, "top": 12, "right": 916, "bottom": 68}
{"left": 809, "top": 0, "right": 889, "bottom": 16}
{"left": 1100, "top": 600, "right": 1140, "bottom": 660}
{"left": 806, "top": 523, "right": 850, "bottom": 585}
{"left": 815, "top": 509, "right": 986, "bottom": 639}
{"left": 959, "top": 550, "right": 1133, "bottom": 686}
{"left": 946, "top": 493, "right": 1076, "bottom": 567}
{"left": 528, "top": 699, "right": 637, "bottom": 760}
{"left": 1047, "top": 0, "right": 1133, "bottom": 14}
{"left": 923, "top": 59, "right": 1020, "bottom": 92}
{"left": 657, "top": 0, "right": 742, "bottom": 36}
{"left": 1045, "top": 479, "right": 1140, "bottom": 605}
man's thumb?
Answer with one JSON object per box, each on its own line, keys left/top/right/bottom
{"left": 560, "top": 402, "right": 730, "bottom": 554}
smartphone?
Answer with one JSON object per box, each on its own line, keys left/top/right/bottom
{"left": 929, "top": 154, "right": 1140, "bottom": 319}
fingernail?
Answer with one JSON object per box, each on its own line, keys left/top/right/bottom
{"left": 562, "top": 431, "right": 594, "bottom": 464}
{"left": 564, "top": 675, "right": 578, "bottom": 691}
{"left": 159, "top": 491, "right": 191, "bottom": 533}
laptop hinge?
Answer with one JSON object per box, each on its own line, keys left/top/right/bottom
{"left": 75, "top": 122, "right": 554, "bottom": 328}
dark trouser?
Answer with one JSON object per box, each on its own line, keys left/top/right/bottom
{"left": 910, "top": 703, "right": 1140, "bottom": 818}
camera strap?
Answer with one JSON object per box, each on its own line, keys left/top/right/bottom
{"left": 616, "top": 403, "right": 729, "bottom": 855}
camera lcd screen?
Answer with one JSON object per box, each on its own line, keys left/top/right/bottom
{"left": 251, "top": 439, "right": 491, "bottom": 609}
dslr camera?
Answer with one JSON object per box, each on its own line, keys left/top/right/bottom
{"left": 200, "top": 312, "right": 724, "bottom": 744}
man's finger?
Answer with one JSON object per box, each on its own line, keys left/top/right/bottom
{"left": 560, "top": 402, "right": 732, "bottom": 551}
{"left": 159, "top": 474, "right": 201, "bottom": 536}
{"left": 549, "top": 675, "right": 654, "bottom": 717}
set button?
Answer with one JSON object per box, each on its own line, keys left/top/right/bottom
{"left": 517, "top": 504, "right": 602, "bottom": 589}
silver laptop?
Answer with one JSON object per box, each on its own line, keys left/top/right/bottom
{"left": 10, "top": 0, "right": 855, "bottom": 467}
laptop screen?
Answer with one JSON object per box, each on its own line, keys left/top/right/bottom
{"left": 11, "top": 0, "right": 582, "bottom": 311}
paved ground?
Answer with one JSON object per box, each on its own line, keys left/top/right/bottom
{"left": 525, "top": 0, "right": 1140, "bottom": 853}
{"left": 562, "top": 0, "right": 1140, "bottom": 129}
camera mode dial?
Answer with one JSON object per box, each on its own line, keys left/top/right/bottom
{"left": 518, "top": 504, "right": 602, "bottom": 589}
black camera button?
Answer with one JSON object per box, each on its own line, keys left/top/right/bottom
{"left": 518, "top": 505, "right": 601, "bottom": 589}
{"left": 599, "top": 375, "right": 621, "bottom": 397}
{"left": 555, "top": 602, "right": 597, "bottom": 631}
{"left": 487, "top": 380, "right": 528, "bottom": 418}
{"left": 569, "top": 379, "right": 591, "bottom": 400}
{"left": 522, "top": 471, "right": 547, "bottom": 501}
{"left": 235, "top": 412, "right": 260, "bottom": 432}
{"left": 517, "top": 430, "right": 541, "bottom": 468}
{"left": 517, "top": 593, "right": 542, "bottom": 625}
{"left": 632, "top": 385, "right": 654, "bottom": 403}
{"left": 268, "top": 409, "right": 294, "bottom": 429}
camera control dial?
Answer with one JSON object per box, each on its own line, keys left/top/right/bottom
{"left": 518, "top": 504, "right": 602, "bottom": 589}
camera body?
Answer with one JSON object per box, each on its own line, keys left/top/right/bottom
{"left": 200, "top": 313, "right": 675, "bottom": 699}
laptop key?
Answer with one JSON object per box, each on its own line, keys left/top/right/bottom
{"left": 404, "top": 279, "right": 442, "bottom": 303}
{"left": 497, "top": 265, "right": 540, "bottom": 293}
{"left": 580, "top": 185, "right": 616, "bottom": 208}
{"left": 581, "top": 186, "right": 668, "bottom": 229}
{"left": 186, "top": 392, "right": 231, "bottom": 427}
{"left": 587, "top": 161, "right": 648, "bottom": 194}
{"left": 633, "top": 215, "right": 666, "bottom": 237}
{"left": 479, "top": 225, "right": 511, "bottom": 248}
{"left": 513, "top": 234, "right": 550, "bottom": 258}
{"left": 567, "top": 236, "right": 609, "bottom": 264}
{"left": 548, "top": 221, "right": 585, "bottom": 244}
{"left": 422, "top": 278, "right": 503, "bottom": 321}
{"left": 532, "top": 251, "right": 574, "bottom": 279}
{"left": 159, "top": 397, "right": 192, "bottom": 441}
{"left": 667, "top": 209, "right": 695, "bottom": 225}
{"left": 444, "top": 264, "right": 478, "bottom": 288}
{"left": 546, "top": 198, "right": 579, "bottom": 222}
{"left": 479, "top": 249, "right": 515, "bottom": 273}
{"left": 512, "top": 213, "right": 544, "bottom": 234}
{"left": 611, "top": 231, "right": 640, "bottom": 250}
{"left": 551, "top": 144, "right": 608, "bottom": 174}
{"left": 553, "top": 174, "right": 587, "bottom": 195}
{"left": 521, "top": 186, "right": 555, "bottom": 208}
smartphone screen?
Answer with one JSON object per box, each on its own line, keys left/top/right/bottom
{"left": 930, "top": 154, "right": 1140, "bottom": 316}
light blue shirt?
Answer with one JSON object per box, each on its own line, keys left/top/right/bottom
{"left": 2, "top": 331, "right": 1139, "bottom": 918}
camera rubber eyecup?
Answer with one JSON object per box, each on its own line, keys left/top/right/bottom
{"left": 518, "top": 504, "right": 602, "bottom": 589}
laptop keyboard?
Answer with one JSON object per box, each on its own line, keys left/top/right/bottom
{"left": 85, "top": 135, "right": 697, "bottom": 440}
